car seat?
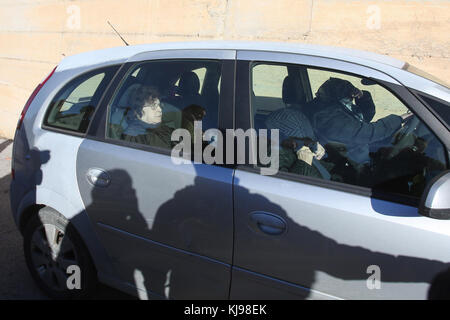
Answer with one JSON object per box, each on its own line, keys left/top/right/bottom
{"left": 282, "top": 75, "right": 306, "bottom": 106}
{"left": 258, "top": 75, "right": 309, "bottom": 138}
{"left": 108, "top": 83, "right": 143, "bottom": 139}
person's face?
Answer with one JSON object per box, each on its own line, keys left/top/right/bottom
{"left": 340, "top": 88, "right": 363, "bottom": 109}
{"left": 340, "top": 97, "right": 354, "bottom": 109}
{"left": 141, "top": 96, "right": 162, "bottom": 125}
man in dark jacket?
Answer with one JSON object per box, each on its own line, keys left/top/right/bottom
{"left": 311, "top": 78, "right": 408, "bottom": 164}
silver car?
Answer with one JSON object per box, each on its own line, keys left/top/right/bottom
{"left": 9, "top": 41, "right": 450, "bottom": 300}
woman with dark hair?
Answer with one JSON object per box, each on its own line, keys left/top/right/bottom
{"left": 121, "top": 85, "right": 175, "bottom": 149}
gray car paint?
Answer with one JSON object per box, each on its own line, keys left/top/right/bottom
{"left": 10, "top": 65, "right": 119, "bottom": 280}
{"left": 76, "top": 139, "right": 234, "bottom": 299}
{"left": 425, "top": 172, "right": 450, "bottom": 209}
{"left": 232, "top": 169, "right": 450, "bottom": 299}
{"left": 74, "top": 49, "right": 236, "bottom": 299}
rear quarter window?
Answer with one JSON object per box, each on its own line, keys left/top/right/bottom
{"left": 43, "top": 65, "right": 118, "bottom": 133}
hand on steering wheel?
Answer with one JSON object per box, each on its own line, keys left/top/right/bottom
{"left": 400, "top": 111, "right": 414, "bottom": 123}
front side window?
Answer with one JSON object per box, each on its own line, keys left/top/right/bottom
{"left": 252, "top": 62, "right": 447, "bottom": 199}
{"left": 106, "top": 60, "right": 222, "bottom": 151}
{"left": 44, "top": 66, "right": 117, "bottom": 133}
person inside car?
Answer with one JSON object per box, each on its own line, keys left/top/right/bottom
{"left": 310, "top": 77, "right": 411, "bottom": 165}
{"left": 263, "top": 76, "right": 332, "bottom": 180}
{"left": 121, "top": 85, "right": 175, "bottom": 149}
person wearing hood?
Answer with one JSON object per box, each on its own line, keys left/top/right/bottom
{"left": 311, "top": 77, "right": 410, "bottom": 165}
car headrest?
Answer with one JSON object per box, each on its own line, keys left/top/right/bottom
{"left": 117, "top": 83, "right": 142, "bottom": 107}
{"left": 178, "top": 71, "right": 200, "bottom": 97}
{"left": 282, "top": 75, "right": 306, "bottom": 105}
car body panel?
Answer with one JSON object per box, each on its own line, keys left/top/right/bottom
{"left": 231, "top": 169, "right": 450, "bottom": 299}
{"left": 72, "top": 49, "right": 236, "bottom": 299}
{"left": 75, "top": 138, "right": 234, "bottom": 299}
{"left": 9, "top": 41, "right": 450, "bottom": 300}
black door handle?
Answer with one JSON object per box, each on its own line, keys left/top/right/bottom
{"left": 249, "top": 212, "right": 287, "bottom": 235}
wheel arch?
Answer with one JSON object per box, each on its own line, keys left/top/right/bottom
{"left": 16, "top": 187, "right": 116, "bottom": 278}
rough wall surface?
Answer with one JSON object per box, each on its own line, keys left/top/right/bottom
{"left": 0, "top": 0, "right": 448, "bottom": 138}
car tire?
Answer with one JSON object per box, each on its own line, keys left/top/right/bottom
{"left": 23, "top": 207, "right": 97, "bottom": 299}
{"left": 428, "top": 268, "right": 450, "bottom": 300}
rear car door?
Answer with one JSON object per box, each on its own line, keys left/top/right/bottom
{"left": 76, "top": 50, "right": 236, "bottom": 299}
{"left": 230, "top": 51, "right": 450, "bottom": 299}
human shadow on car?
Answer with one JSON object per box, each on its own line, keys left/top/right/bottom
{"left": 76, "top": 164, "right": 450, "bottom": 300}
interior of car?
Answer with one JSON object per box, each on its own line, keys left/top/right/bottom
{"left": 251, "top": 63, "right": 447, "bottom": 198}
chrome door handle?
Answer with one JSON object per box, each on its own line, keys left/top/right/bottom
{"left": 249, "top": 212, "right": 287, "bottom": 235}
{"left": 86, "top": 168, "right": 111, "bottom": 187}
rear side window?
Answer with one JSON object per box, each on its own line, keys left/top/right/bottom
{"left": 44, "top": 66, "right": 118, "bottom": 133}
{"left": 106, "top": 59, "right": 223, "bottom": 151}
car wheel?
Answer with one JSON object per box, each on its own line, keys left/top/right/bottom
{"left": 23, "top": 207, "right": 97, "bottom": 299}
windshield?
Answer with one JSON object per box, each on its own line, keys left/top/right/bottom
{"left": 403, "top": 63, "right": 449, "bottom": 89}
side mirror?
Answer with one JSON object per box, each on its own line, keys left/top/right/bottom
{"left": 419, "top": 171, "right": 450, "bottom": 219}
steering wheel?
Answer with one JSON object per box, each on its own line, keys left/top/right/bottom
{"left": 391, "top": 112, "right": 420, "bottom": 145}
{"left": 402, "top": 112, "right": 420, "bottom": 135}
{"left": 371, "top": 113, "right": 421, "bottom": 162}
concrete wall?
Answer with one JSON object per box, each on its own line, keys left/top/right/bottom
{"left": 0, "top": 0, "right": 448, "bottom": 138}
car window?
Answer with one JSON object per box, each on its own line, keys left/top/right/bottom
{"left": 193, "top": 67, "right": 207, "bottom": 92}
{"left": 417, "top": 93, "right": 450, "bottom": 129}
{"left": 252, "top": 64, "right": 288, "bottom": 122}
{"left": 251, "top": 62, "right": 447, "bottom": 199}
{"left": 131, "top": 67, "right": 141, "bottom": 78}
{"left": 253, "top": 64, "right": 288, "bottom": 98}
{"left": 44, "top": 66, "right": 117, "bottom": 133}
{"left": 307, "top": 69, "right": 408, "bottom": 121}
{"left": 59, "top": 74, "right": 105, "bottom": 112}
{"left": 106, "top": 60, "right": 222, "bottom": 151}
{"left": 174, "top": 67, "right": 206, "bottom": 92}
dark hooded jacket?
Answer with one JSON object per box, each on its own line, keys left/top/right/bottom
{"left": 310, "top": 78, "right": 402, "bottom": 164}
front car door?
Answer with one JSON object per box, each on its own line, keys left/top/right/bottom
{"left": 76, "top": 50, "right": 236, "bottom": 299}
{"left": 231, "top": 51, "right": 450, "bottom": 299}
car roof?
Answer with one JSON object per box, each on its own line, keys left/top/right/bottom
{"left": 57, "top": 40, "right": 406, "bottom": 71}
{"left": 56, "top": 41, "right": 449, "bottom": 102}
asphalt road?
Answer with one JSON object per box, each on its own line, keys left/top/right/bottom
{"left": 0, "top": 137, "right": 134, "bottom": 300}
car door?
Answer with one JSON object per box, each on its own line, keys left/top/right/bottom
{"left": 76, "top": 50, "right": 236, "bottom": 299}
{"left": 230, "top": 51, "right": 450, "bottom": 299}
